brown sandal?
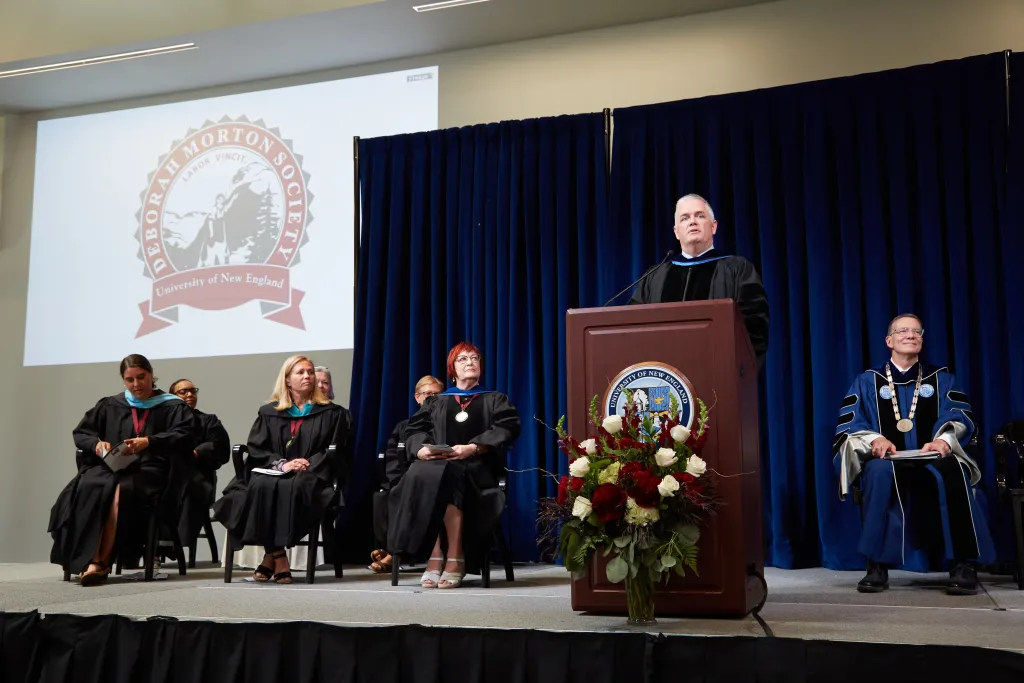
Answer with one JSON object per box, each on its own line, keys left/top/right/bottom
{"left": 80, "top": 560, "right": 111, "bottom": 587}
{"left": 370, "top": 549, "right": 389, "bottom": 563}
{"left": 368, "top": 553, "right": 393, "bottom": 574}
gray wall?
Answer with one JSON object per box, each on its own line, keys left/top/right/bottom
{"left": 2, "top": 0, "right": 1024, "bottom": 561}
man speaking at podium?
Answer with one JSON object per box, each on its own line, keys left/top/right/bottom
{"left": 628, "top": 194, "right": 769, "bottom": 370}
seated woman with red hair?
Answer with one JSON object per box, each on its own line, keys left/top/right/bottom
{"left": 387, "top": 342, "right": 520, "bottom": 588}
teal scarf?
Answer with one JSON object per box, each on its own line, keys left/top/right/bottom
{"left": 286, "top": 403, "right": 314, "bottom": 417}
{"left": 124, "top": 389, "right": 181, "bottom": 409}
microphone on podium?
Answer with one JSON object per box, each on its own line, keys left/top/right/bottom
{"left": 602, "top": 250, "right": 675, "bottom": 307}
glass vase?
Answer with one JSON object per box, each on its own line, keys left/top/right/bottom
{"left": 625, "top": 571, "right": 657, "bottom": 625}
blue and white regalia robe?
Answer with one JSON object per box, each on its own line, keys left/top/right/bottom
{"left": 833, "top": 361, "right": 995, "bottom": 570}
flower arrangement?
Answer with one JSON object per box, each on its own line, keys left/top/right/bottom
{"left": 540, "top": 391, "right": 721, "bottom": 623}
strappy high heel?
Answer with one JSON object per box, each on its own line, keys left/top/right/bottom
{"left": 437, "top": 558, "right": 465, "bottom": 589}
{"left": 421, "top": 556, "right": 444, "bottom": 588}
{"left": 270, "top": 549, "right": 293, "bottom": 584}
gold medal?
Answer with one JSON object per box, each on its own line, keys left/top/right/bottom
{"left": 896, "top": 418, "right": 914, "bottom": 433}
{"left": 455, "top": 411, "right": 469, "bottom": 423}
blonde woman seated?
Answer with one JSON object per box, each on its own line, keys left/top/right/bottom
{"left": 49, "top": 354, "right": 193, "bottom": 586}
{"left": 388, "top": 342, "right": 520, "bottom": 588}
{"left": 213, "top": 355, "right": 353, "bottom": 584}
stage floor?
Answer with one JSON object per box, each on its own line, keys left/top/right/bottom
{"left": 1, "top": 562, "right": 1022, "bottom": 652}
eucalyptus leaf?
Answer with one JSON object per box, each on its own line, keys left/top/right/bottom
{"left": 676, "top": 523, "right": 700, "bottom": 546}
{"left": 626, "top": 542, "right": 635, "bottom": 564}
{"left": 673, "top": 562, "right": 686, "bottom": 577}
{"left": 629, "top": 562, "right": 639, "bottom": 578}
{"left": 661, "top": 555, "right": 677, "bottom": 568}
{"left": 613, "top": 536, "right": 632, "bottom": 548}
{"left": 606, "top": 556, "right": 629, "bottom": 583}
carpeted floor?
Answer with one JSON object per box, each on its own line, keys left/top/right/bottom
{"left": 2, "top": 562, "right": 1021, "bottom": 651}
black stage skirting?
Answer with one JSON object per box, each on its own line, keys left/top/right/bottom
{"left": 2, "top": 611, "right": 1023, "bottom": 683}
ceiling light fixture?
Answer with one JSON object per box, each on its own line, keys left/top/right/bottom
{"left": 413, "top": 0, "right": 491, "bottom": 12}
{"left": 0, "top": 42, "right": 198, "bottom": 80}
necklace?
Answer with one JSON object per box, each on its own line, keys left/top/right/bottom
{"left": 885, "top": 362, "right": 922, "bottom": 433}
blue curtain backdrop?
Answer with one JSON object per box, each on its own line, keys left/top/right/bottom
{"left": 610, "top": 52, "right": 1024, "bottom": 569}
{"left": 350, "top": 115, "right": 609, "bottom": 560}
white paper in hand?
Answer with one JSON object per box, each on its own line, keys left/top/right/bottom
{"left": 252, "top": 467, "right": 288, "bottom": 476}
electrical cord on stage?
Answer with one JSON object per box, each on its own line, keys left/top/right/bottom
{"left": 750, "top": 566, "right": 775, "bottom": 638}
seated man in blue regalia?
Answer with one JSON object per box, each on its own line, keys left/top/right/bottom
{"left": 833, "top": 313, "right": 995, "bottom": 595}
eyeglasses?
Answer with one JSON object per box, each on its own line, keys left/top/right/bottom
{"left": 416, "top": 391, "right": 440, "bottom": 398}
{"left": 175, "top": 387, "right": 199, "bottom": 396}
{"left": 454, "top": 355, "right": 480, "bottom": 365}
{"left": 890, "top": 328, "right": 924, "bottom": 338}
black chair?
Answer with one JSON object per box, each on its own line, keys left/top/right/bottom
{"left": 372, "top": 452, "right": 389, "bottom": 549}
{"left": 994, "top": 421, "right": 1024, "bottom": 590}
{"left": 62, "top": 449, "right": 187, "bottom": 582}
{"left": 222, "top": 444, "right": 344, "bottom": 584}
{"left": 188, "top": 516, "right": 219, "bottom": 568}
{"left": 390, "top": 470, "right": 515, "bottom": 588}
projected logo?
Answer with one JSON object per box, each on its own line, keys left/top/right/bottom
{"left": 134, "top": 117, "right": 312, "bottom": 337}
{"left": 604, "top": 362, "right": 696, "bottom": 432}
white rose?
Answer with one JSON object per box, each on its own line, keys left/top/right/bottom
{"left": 685, "top": 454, "right": 707, "bottom": 478}
{"left": 657, "top": 474, "right": 680, "bottom": 497}
{"left": 572, "top": 496, "right": 593, "bottom": 520}
{"left": 670, "top": 425, "right": 691, "bottom": 443}
{"left": 602, "top": 415, "right": 623, "bottom": 434}
{"left": 569, "top": 456, "right": 591, "bottom": 478}
{"left": 655, "top": 447, "right": 678, "bottom": 468}
{"left": 580, "top": 438, "right": 597, "bottom": 455}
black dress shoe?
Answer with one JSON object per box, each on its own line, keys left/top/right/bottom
{"left": 857, "top": 561, "right": 889, "bottom": 593}
{"left": 946, "top": 562, "right": 979, "bottom": 596}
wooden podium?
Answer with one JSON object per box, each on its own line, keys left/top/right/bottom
{"left": 566, "top": 300, "right": 764, "bottom": 617}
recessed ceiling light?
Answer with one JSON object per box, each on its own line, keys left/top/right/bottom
{"left": 413, "top": 0, "right": 492, "bottom": 12}
{"left": 0, "top": 43, "right": 198, "bottom": 80}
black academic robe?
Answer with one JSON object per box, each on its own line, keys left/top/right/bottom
{"left": 628, "top": 251, "right": 770, "bottom": 369}
{"left": 213, "top": 402, "right": 352, "bottom": 549}
{"left": 388, "top": 391, "right": 520, "bottom": 572}
{"left": 49, "top": 392, "right": 194, "bottom": 573}
{"left": 384, "top": 419, "right": 412, "bottom": 490}
{"left": 177, "top": 409, "right": 230, "bottom": 548}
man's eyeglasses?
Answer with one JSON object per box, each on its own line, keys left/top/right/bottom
{"left": 175, "top": 387, "right": 199, "bottom": 396}
{"left": 454, "top": 355, "right": 480, "bottom": 365}
{"left": 890, "top": 328, "right": 924, "bottom": 338}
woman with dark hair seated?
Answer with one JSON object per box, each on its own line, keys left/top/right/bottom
{"left": 213, "top": 354, "right": 353, "bottom": 584}
{"left": 368, "top": 374, "right": 444, "bottom": 574}
{"left": 49, "top": 354, "right": 194, "bottom": 586}
{"left": 168, "top": 379, "right": 230, "bottom": 553}
{"left": 388, "top": 342, "right": 520, "bottom": 588}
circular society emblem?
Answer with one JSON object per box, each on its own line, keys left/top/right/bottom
{"left": 604, "top": 361, "right": 696, "bottom": 431}
{"left": 134, "top": 116, "right": 313, "bottom": 337}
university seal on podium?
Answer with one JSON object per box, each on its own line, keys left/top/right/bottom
{"left": 604, "top": 361, "right": 696, "bottom": 431}
{"left": 134, "top": 116, "right": 313, "bottom": 337}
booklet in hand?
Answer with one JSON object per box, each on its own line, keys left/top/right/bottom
{"left": 102, "top": 442, "right": 139, "bottom": 472}
{"left": 429, "top": 444, "right": 455, "bottom": 454}
{"left": 252, "top": 467, "right": 289, "bottom": 476}
{"left": 889, "top": 449, "right": 940, "bottom": 461}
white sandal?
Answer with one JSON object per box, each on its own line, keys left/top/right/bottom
{"left": 420, "top": 557, "right": 444, "bottom": 588}
{"left": 437, "top": 558, "right": 465, "bottom": 589}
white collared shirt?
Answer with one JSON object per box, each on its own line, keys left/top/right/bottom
{"left": 680, "top": 245, "right": 714, "bottom": 259}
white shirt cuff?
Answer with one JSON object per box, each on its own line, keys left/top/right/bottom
{"left": 937, "top": 433, "right": 956, "bottom": 449}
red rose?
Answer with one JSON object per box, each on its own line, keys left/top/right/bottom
{"left": 620, "top": 461, "right": 645, "bottom": 479}
{"left": 617, "top": 437, "right": 636, "bottom": 450}
{"left": 591, "top": 483, "right": 627, "bottom": 523}
{"left": 674, "top": 472, "right": 696, "bottom": 484}
{"left": 557, "top": 476, "right": 570, "bottom": 505}
{"left": 625, "top": 468, "right": 661, "bottom": 508}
